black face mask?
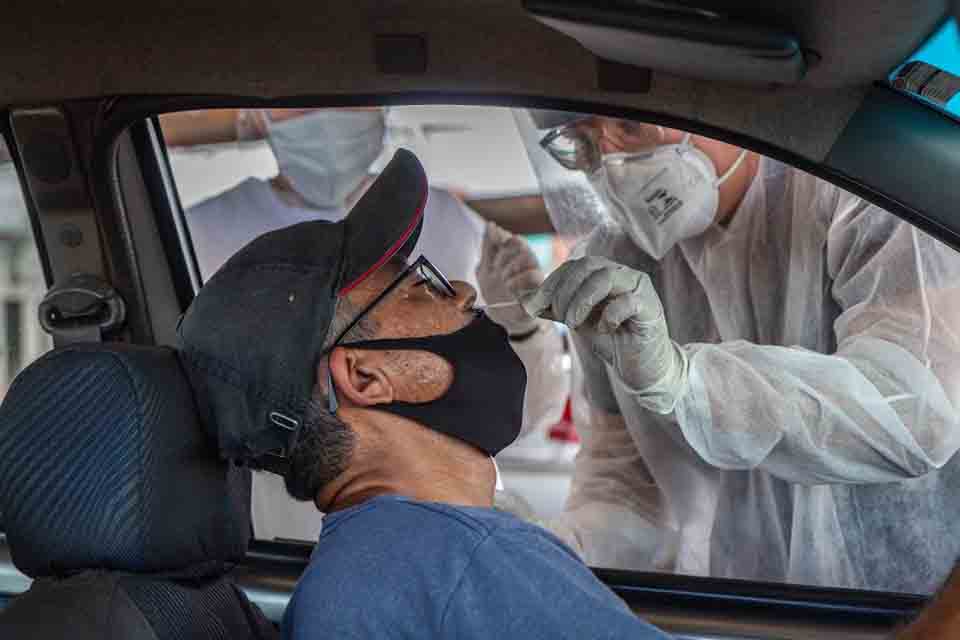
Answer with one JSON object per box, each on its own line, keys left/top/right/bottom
{"left": 342, "top": 312, "right": 527, "bottom": 456}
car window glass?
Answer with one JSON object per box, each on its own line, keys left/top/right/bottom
{"left": 161, "top": 107, "right": 539, "bottom": 281}
{"left": 159, "top": 106, "right": 960, "bottom": 596}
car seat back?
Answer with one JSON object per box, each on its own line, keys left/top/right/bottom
{"left": 0, "top": 344, "right": 275, "bottom": 639}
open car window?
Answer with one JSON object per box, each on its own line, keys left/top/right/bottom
{"left": 158, "top": 105, "right": 960, "bottom": 597}
{"left": 160, "top": 107, "right": 542, "bottom": 281}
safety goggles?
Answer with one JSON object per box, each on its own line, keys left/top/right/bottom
{"left": 539, "top": 120, "right": 665, "bottom": 174}
{"left": 325, "top": 255, "right": 455, "bottom": 413}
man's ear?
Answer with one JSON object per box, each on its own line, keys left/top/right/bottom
{"left": 327, "top": 346, "right": 396, "bottom": 407}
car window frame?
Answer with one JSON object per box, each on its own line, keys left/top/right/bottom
{"left": 26, "top": 89, "right": 954, "bottom": 637}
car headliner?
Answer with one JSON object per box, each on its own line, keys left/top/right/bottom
{"left": 0, "top": 1, "right": 948, "bottom": 163}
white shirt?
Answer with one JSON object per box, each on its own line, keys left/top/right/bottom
{"left": 188, "top": 177, "right": 484, "bottom": 289}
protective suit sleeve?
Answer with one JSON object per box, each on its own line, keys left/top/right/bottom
{"left": 667, "top": 190, "right": 960, "bottom": 485}
{"left": 543, "top": 407, "right": 671, "bottom": 570}
{"left": 510, "top": 321, "right": 571, "bottom": 438}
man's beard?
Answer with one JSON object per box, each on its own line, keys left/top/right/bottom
{"left": 283, "top": 397, "right": 355, "bottom": 503}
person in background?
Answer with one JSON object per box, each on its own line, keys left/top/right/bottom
{"left": 162, "top": 108, "right": 483, "bottom": 283}
{"left": 160, "top": 108, "right": 568, "bottom": 541}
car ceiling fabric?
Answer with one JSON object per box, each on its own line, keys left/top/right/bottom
{"left": 0, "top": 1, "right": 947, "bottom": 163}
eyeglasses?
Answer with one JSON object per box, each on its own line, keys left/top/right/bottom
{"left": 328, "top": 254, "right": 456, "bottom": 350}
{"left": 540, "top": 124, "right": 603, "bottom": 173}
{"left": 325, "top": 255, "right": 455, "bottom": 413}
{"left": 539, "top": 120, "right": 665, "bottom": 174}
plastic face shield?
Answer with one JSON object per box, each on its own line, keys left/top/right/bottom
{"left": 512, "top": 109, "right": 617, "bottom": 248}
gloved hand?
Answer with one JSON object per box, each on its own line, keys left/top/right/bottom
{"left": 522, "top": 256, "right": 688, "bottom": 414}
{"left": 476, "top": 222, "right": 542, "bottom": 337}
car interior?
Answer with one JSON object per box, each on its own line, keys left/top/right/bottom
{"left": 0, "top": 344, "right": 274, "bottom": 638}
{"left": 1, "top": 1, "right": 960, "bottom": 638}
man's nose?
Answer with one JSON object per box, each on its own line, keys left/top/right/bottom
{"left": 450, "top": 280, "right": 477, "bottom": 310}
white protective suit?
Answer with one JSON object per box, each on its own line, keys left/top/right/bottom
{"left": 188, "top": 175, "right": 566, "bottom": 541}
{"left": 541, "top": 155, "right": 960, "bottom": 594}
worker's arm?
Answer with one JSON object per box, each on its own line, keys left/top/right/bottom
{"left": 533, "top": 229, "right": 668, "bottom": 571}
{"left": 158, "top": 109, "right": 245, "bottom": 147}
{"left": 544, "top": 402, "right": 669, "bottom": 571}
{"left": 897, "top": 565, "right": 960, "bottom": 639}
{"left": 525, "top": 333, "right": 667, "bottom": 572}
{"left": 662, "top": 184, "right": 960, "bottom": 485}
{"left": 509, "top": 325, "right": 569, "bottom": 436}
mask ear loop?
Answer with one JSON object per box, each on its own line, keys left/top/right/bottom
{"left": 678, "top": 135, "right": 748, "bottom": 186}
{"left": 715, "top": 148, "right": 749, "bottom": 187}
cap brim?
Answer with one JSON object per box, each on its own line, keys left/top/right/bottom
{"left": 338, "top": 148, "right": 427, "bottom": 294}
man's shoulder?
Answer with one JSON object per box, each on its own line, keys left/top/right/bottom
{"left": 287, "top": 498, "right": 667, "bottom": 639}
{"left": 315, "top": 496, "right": 589, "bottom": 588}
{"left": 439, "top": 511, "right": 671, "bottom": 638}
{"left": 286, "top": 498, "right": 533, "bottom": 637}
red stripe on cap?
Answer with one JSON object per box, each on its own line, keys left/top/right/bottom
{"left": 338, "top": 183, "right": 428, "bottom": 295}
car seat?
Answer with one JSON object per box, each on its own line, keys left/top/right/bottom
{"left": 0, "top": 343, "right": 276, "bottom": 639}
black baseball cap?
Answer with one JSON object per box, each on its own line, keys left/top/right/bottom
{"left": 177, "top": 149, "right": 427, "bottom": 467}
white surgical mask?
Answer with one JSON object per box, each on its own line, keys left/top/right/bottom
{"left": 590, "top": 135, "right": 746, "bottom": 259}
{"left": 265, "top": 110, "right": 386, "bottom": 208}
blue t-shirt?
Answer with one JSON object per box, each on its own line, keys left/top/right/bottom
{"left": 283, "top": 495, "right": 670, "bottom": 639}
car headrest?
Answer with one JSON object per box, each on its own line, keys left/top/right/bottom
{"left": 0, "top": 344, "right": 251, "bottom": 578}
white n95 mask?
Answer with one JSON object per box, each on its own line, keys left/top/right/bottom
{"left": 590, "top": 135, "right": 746, "bottom": 259}
{"left": 266, "top": 110, "right": 386, "bottom": 209}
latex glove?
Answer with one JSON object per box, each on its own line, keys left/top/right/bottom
{"left": 522, "top": 256, "right": 688, "bottom": 414}
{"left": 476, "top": 222, "right": 542, "bottom": 336}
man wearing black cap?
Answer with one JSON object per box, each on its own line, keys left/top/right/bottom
{"left": 177, "top": 149, "right": 667, "bottom": 638}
